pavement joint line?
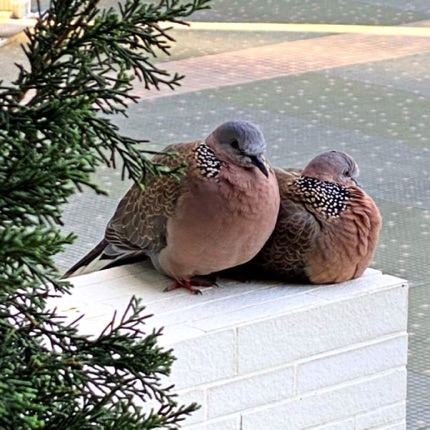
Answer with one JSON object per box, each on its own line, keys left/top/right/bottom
{"left": 168, "top": 21, "right": 430, "bottom": 38}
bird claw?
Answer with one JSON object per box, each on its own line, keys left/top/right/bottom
{"left": 164, "top": 277, "right": 217, "bottom": 295}
{"left": 190, "top": 276, "right": 218, "bottom": 287}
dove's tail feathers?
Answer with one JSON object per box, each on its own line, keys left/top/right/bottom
{"left": 62, "top": 239, "right": 109, "bottom": 279}
{"left": 62, "top": 240, "right": 147, "bottom": 279}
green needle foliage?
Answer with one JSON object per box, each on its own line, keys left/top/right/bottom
{"left": 0, "top": 0, "right": 210, "bottom": 428}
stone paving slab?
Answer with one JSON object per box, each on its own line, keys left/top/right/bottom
{"left": 134, "top": 24, "right": 430, "bottom": 101}
{"left": 1, "top": 9, "right": 430, "bottom": 429}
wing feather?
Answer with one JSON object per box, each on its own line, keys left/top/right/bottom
{"left": 63, "top": 142, "right": 195, "bottom": 277}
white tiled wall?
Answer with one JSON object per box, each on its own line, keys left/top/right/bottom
{"left": 60, "top": 263, "right": 408, "bottom": 429}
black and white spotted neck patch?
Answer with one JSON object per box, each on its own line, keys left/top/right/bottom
{"left": 296, "top": 176, "right": 351, "bottom": 218}
{"left": 193, "top": 142, "right": 222, "bottom": 179}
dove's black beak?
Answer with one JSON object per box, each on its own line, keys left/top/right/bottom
{"left": 250, "top": 155, "right": 269, "bottom": 178}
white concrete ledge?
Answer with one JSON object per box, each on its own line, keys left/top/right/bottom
{"left": 54, "top": 263, "right": 408, "bottom": 429}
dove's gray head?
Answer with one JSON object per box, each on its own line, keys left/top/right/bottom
{"left": 302, "top": 150, "right": 359, "bottom": 185}
{"left": 208, "top": 120, "right": 269, "bottom": 177}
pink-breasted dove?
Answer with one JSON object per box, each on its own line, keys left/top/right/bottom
{"left": 63, "top": 120, "right": 280, "bottom": 293}
{"left": 240, "top": 150, "right": 382, "bottom": 284}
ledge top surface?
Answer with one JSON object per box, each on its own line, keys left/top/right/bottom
{"left": 54, "top": 262, "right": 407, "bottom": 345}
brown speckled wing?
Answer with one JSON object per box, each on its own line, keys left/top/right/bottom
{"left": 105, "top": 142, "right": 196, "bottom": 254}
{"left": 246, "top": 154, "right": 381, "bottom": 285}
{"left": 252, "top": 168, "right": 320, "bottom": 277}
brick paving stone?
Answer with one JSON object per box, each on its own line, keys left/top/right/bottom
{"left": 133, "top": 21, "right": 430, "bottom": 100}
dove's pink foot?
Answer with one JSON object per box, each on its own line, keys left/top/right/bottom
{"left": 164, "top": 277, "right": 217, "bottom": 295}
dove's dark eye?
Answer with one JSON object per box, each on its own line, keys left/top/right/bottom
{"left": 230, "top": 138, "right": 240, "bottom": 150}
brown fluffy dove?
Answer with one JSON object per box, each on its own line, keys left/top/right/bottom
{"left": 63, "top": 120, "right": 280, "bottom": 293}
{"left": 238, "top": 150, "right": 382, "bottom": 284}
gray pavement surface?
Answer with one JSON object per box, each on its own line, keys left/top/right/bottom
{"left": 1, "top": 1, "right": 430, "bottom": 428}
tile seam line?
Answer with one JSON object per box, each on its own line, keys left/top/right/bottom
{"left": 174, "top": 333, "right": 407, "bottom": 394}
{"left": 180, "top": 367, "right": 406, "bottom": 417}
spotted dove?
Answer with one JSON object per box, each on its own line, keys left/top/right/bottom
{"left": 241, "top": 150, "right": 382, "bottom": 284}
{"left": 63, "top": 120, "right": 280, "bottom": 293}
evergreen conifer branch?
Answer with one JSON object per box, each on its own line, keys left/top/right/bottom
{"left": 0, "top": 0, "right": 210, "bottom": 427}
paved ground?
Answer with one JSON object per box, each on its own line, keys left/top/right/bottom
{"left": 1, "top": 1, "right": 430, "bottom": 428}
